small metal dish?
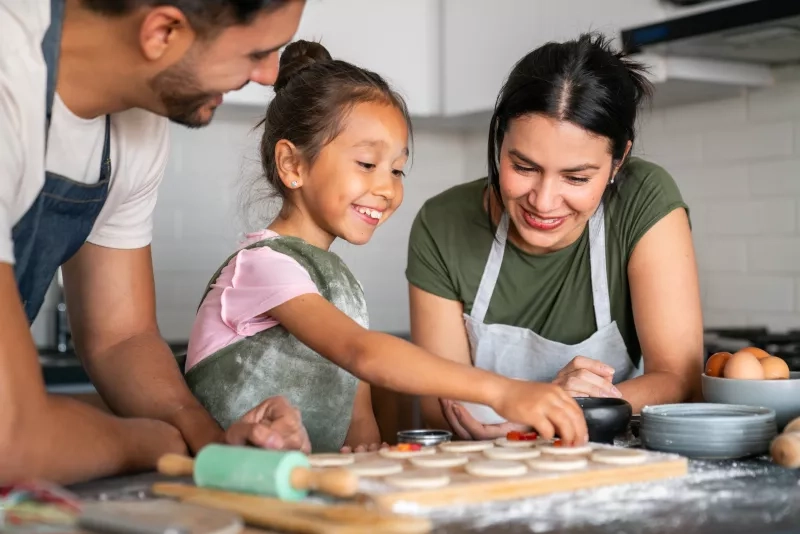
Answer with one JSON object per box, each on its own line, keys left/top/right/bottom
{"left": 396, "top": 429, "right": 452, "bottom": 447}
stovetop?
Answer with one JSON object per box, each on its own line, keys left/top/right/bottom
{"left": 704, "top": 327, "right": 800, "bottom": 371}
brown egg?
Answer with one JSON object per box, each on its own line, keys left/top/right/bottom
{"left": 724, "top": 350, "right": 765, "bottom": 379}
{"left": 760, "top": 356, "right": 790, "bottom": 380}
{"left": 705, "top": 352, "right": 732, "bottom": 377}
{"left": 740, "top": 347, "right": 771, "bottom": 360}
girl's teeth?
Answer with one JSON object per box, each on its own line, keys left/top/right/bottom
{"left": 356, "top": 206, "right": 382, "bottom": 220}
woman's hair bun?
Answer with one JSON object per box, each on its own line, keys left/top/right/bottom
{"left": 273, "top": 40, "right": 332, "bottom": 93}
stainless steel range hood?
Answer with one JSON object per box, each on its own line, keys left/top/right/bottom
{"left": 619, "top": 0, "right": 800, "bottom": 108}
{"left": 622, "top": 1, "right": 800, "bottom": 65}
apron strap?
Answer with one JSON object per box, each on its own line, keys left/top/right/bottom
{"left": 42, "top": 0, "right": 64, "bottom": 140}
{"left": 471, "top": 212, "right": 509, "bottom": 323}
{"left": 588, "top": 201, "right": 612, "bottom": 329}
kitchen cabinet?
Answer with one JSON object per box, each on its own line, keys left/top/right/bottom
{"left": 441, "top": 0, "right": 665, "bottom": 116}
{"left": 226, "top": 0, "right": 441, "bottom": 117}
{"left": 224, "top": 0, "right": 772, "bottom": 118}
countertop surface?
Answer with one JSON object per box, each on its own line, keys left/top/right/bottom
{"left": 66, "top": 455, "right": 800, "bottom": 534}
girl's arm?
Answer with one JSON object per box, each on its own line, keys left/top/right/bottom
{"left": 341, "top": 381, "right": 381, "bottom": 451}
{"left": 619, "top": 208, "right": 704, "bottom": 412}
{"left": 268, "top": 295, "right": 588, "bottom": 444}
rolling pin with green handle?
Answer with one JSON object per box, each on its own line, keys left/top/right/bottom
{"left": 158, "top": 444, "right": 359, "bottom": 500}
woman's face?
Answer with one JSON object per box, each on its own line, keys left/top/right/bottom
{"left": 497, "top": 114, "right": 622, "bottom": 255}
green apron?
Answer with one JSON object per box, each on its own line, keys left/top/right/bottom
{"left": 186, "top": 236, "right": 367, "bottom": 452}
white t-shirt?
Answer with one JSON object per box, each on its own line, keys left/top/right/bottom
{"left": 0, "top": 0, "right": 168, "bottom": 265}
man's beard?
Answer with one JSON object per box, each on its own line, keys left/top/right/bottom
{"left": 149, "top": 57, "right": 219, "bottom": 128}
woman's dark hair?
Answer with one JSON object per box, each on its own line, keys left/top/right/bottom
{"left": 258, "top": 40, "right": 413, "bottom": 206}
{"left": 487, "top": 33, "right": 653, "bottom": 216}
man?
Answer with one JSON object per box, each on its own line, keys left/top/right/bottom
{"left": 0, "top": 0, "right": 310, "bottom": 484}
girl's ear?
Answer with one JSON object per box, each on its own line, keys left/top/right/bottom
{"left": 274, "top": 139, "right": 306, "bottom": 189}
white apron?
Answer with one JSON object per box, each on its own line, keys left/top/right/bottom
{"left": 461, "top": 202, "right": 641, "bottom": 424}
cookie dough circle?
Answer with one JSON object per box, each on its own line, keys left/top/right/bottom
{"left": 307, "top": 453, "right": 355, "bottom": 467}
{"left": 527, "top": 456, "right": 588, "bottom": 471}
{"left": 348, "top": 460, "right": 403, "bottom": 477}
{"left": 483, "top": 447, "right": 542, "bottom": 461}
{"left": 494, "top": 437, "right": 537, "bottom": 449}
{"left": 439, "top": 441, "right": 494, "bottom": 453}
{"left": 465, "top": 460, "right": 528, "bottom": 478}
{"left": 409, "top": 452, "right": 469, "bottom": 468}
{"left": 378, "top": 447, "right": 436, "bottom": 459}
{"left": 384, "top": 470, "right": 451, "bottom": 489}
{"left": 590, "top": 448, "right": 648, "bottom": 465}
{"left": 538, "top": 443, "right": 593, "bottom": 456}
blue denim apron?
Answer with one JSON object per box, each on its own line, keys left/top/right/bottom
{"left": 12, "top": 0, "right": 112, "bottom": 322}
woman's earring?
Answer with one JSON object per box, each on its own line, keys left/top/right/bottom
{"left": 290, "top": 181, "right": 298, "bottom": 188}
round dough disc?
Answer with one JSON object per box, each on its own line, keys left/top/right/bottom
{"left": 527, "top": 456, "right": 588, "bottom": 471}
{"left": 483, "top": 447, "right": 541, "bottom": 460}
{"left": 538, "top": 443, "right": 593, "bottom": 456}
{"left": 384, "top": 470, "right": 451, "bottom": 489}
{"left": 378, "top": 446, "right": 437, "bottom": 459}
{"left": 590, "top": 448, "right": 648, "bottom": 465}
{"left": 465, "top": 460, "right": 528, "bottom": 478}
{"left": 348, "top": 460, "right": 403, "bottom": 477}
{"left": 409, "top": 452, "right": 469, "bottom": 468}
{"left": 494, "top": 437, "right": 537, "bottom": 449}
{"left": 307, "top": 453, "right": 355, "bottom": 467}
{"left": 439, "top": 441, "right": 494, "bottom": 453}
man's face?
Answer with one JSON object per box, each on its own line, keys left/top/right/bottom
{"left": 149, "top": 0, "right": 305, "bottom": 127}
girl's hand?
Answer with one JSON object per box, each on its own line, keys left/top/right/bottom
{"left": 552, "top": 356, "right": 621, "bottom": 399}
{"left": 440, "top": 399, "right": 530, "bottom": 440}
{"left": 340, "top": 442, "right": 389, "bottom": 454}
{"left": 492, "top": 379, "right": 588, "bottom": 445}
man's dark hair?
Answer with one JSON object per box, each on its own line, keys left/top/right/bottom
{"left": 82, "top": 1, "right": 291, "bottom": 35}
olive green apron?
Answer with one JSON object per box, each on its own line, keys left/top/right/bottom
{"left": 186, "top": 236, "right": 367, "bottom": 452}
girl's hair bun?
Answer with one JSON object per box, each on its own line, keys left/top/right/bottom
{"left": 273, "top": 40, "right": 332, "bottom": 93}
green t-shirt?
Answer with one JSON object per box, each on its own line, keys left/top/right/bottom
{"left": 405, "top": 157, "right": 688, "bottom": 367}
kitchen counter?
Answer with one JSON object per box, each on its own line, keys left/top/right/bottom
{"left": 67, "top": 455, "right": 800, "bottom": 534}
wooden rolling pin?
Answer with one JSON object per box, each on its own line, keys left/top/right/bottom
{"left": 771, "top": 416, "right": 800, "bottom": 468}
{"left": 152, "top": 482, "right": 432, "bottom": 534}
{"left": 158, "top": 445, "right": 358, "bottom": 500}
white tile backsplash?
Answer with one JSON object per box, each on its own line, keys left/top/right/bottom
{"left": 31, "top": 78, "right": 800, "bottom": 346}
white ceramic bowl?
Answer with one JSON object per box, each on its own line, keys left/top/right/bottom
{"left": 459, "top": 402, "right": 507, "bottom": 425}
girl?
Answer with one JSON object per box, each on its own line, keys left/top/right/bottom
{"left": 185, "top": 40, "right": 587, "bottom": 453}
{"left": 407, "top": 34, "right": 703, "bottom": 440}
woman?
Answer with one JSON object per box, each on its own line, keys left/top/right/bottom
{"left": 406, "top": 34, "right": 703, "bottom": 440}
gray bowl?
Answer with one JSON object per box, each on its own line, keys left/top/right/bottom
{"left": 640, "top": 403, "right": 777, "bottom": 459}
{"left": 702, "top": 372, "right": 800, "bottom": 430}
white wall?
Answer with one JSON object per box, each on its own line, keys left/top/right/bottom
{"left": 633, "top": 76, "right": 800, "bottom": 332}
{"left": 31, "top": 75, "right": 800, "bottom": 347}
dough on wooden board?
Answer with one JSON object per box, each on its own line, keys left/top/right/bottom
{"left": 590, "top": 448, "right": 648, "bottom": 465}
{"left": 409, "top": 452, "right": 469, "bottom": 468}
{"left": 465, "top": 460, "right": 528, "bottom": 477}
{"left": 307, "top": 453, "right": 355, "bottom": 467}
{"left": 378, "top": 446, "right": 437, "bottom": 459}
{"left": 439, "top": 440, "right": 494, "bottom": 453}
{"left": 538, "top": 443, "right": 593, "bottom": 456}
{"left": 384, "top": 470, "right": 451, "bottom": 489}
{"left": 527, "top": 456, "right": 588, "bottom": 471}
{"left": 348, "top": 460, "right": 404, "bottom": 477}
{"left": 494, "top": 437, "right": 537, "bottom": 449}
{"left": 483, "top": 447, "right": 542, "bottom": 460}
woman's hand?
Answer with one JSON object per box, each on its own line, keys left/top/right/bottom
{"left": 440, "top": 399, "right": 530, "bottom": 441}
{"left": 552, "top": 356, "right": 621, "bottom": 399}
{"left": 340, "top": 442, "right": 388, "bottom": 453}
{"left": 225, "top": 396, "right": 311, "bottom": 453}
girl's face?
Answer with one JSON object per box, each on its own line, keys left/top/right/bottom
{"left": 497, "top": 114, "right": 623, "bottom": 255}
{"left": 300, "top": 101, "right": 409, "bottom": 246}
